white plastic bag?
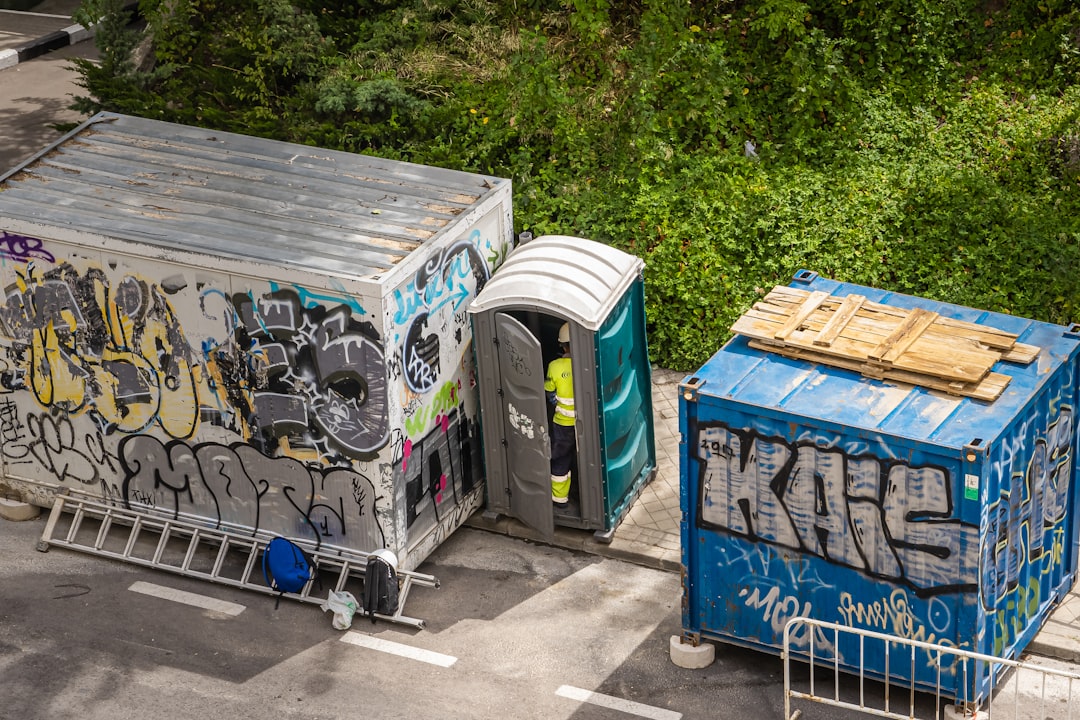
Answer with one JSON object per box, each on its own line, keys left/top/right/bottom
{"left": 320, "top": 590, "right": 359, "bottom": 630}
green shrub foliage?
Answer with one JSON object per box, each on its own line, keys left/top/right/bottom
{"left": 75, "top": 0, "right": 1080, "bottom": 369}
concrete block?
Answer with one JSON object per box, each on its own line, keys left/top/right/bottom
{"left": 0, "top": 497, "right": 39, "bottom": 521}
{"left": 669, "top": 635, "right": 715, "bottom": 669}
{"left": 942, "top": 704, "right": 988, "bottom": 720}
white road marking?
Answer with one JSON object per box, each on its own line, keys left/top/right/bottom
{"left": 128, "top": 581, "right": 245, "bottom": 616}
{"left": 0, "top": 9, "right": 71, "bottom": 18}
{"left": 340, "top": 632, "right": 457, "bottom": 667}
{"left": 556, "top": 685, "right": 682, "bottom": 720}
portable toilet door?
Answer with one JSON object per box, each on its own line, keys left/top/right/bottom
{"left": 468, "top": 235, "right": 656, "bottom": 541}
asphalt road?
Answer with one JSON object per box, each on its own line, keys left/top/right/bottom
{"left": 0, "top": 4, "right": 97, "bottom": 172}
{"left": 0, "top": 513, "right": 886, "bottom": 720}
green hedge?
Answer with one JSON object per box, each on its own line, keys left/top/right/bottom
{"left": 72, "top": 0, "right": 1080, "bottom": 370}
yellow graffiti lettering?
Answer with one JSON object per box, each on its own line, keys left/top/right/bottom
{"left": 18, "top": 270, "right": 206, "bottom": 439}
{"left": 31, "top": 320, "right": 86, "bottom": 409}
{"left": 838, "top": 589, "right": 961, "bottom": 671}
{"left": 139, "top": 308, "right": 198, "bottom": 439}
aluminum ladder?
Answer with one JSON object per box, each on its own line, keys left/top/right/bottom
{"left": 36, "top": 491, "right": 439, "bottom": 629}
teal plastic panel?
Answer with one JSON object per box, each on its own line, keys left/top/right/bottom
{"left": 596, "top": 280, "right": 655, "bottom": 523}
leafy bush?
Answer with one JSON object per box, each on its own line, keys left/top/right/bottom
{"left": 73, "top": 0, "right": 1080, "bottom": 370}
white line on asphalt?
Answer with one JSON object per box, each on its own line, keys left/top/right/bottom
{"left": 128, "top": 581, "right": 245, "bottom": 616}
{"left": 340, "top": 632, "right": 457, "bottom": 667}
{"left": 556, "top": 685, "right": 682, "bottom": 720}
{"left": 0, "top": 9, "right": 70, "bottom": 18}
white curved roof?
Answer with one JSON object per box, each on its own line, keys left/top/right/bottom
{"left": 468, "top": 235, "right": 643, "bottom": 330}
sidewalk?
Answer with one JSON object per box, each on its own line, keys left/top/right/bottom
{"left": 0, "top": 0, "right": 99, "bottom": 171}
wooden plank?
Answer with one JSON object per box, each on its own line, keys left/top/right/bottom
{"left": 734, "top": 284, "right": 1040, "bottom": 396}
{"left": 762, "top": 286, "right": 1025, "bottom": 354}
{"left": 882, "top": 342, "right": 993, "bottom": 382}
{"left": 747, "top": 340, "right": 1011, "bottom": 401}
{"left": 750, "top": 286, "right": 1030, "bottom": 362}
{"left": 1001, "top": 343, "right": 1039, "bottom": 364}
{"left": 773, "top": 290, "right": 831, "bottom": 340}
{"left": 738, "top": 309, "right": 1000, "bottom": 383}
{"left": 813, "top": 295, "right": 865, "bottom": 347}
{"left": 869, "top": 308, "right": 939, "bottom": 364}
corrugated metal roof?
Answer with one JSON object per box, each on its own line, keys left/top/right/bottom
{"left": 467, "top": 235, "right": 643, "bottom": 330}
{"left": 693, "top": 270, "right": 1080, "bottom": 450}
{"left": 0, "top": 112, "right": 509, "bottom": 282}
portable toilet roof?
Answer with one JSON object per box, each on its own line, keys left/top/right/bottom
{"left": 467, "top": 235, "right": 643, "bottom": 330}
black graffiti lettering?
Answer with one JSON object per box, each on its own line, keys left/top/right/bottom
{"left": 118, "top": 436, "right": 386, "bottom": 551}
{"left": 402, "top": 312, "right": 440, "bottom": 393}
{"left": 500, "top": 336, "right": 531, "bottom": 378}
{"left": 119, "top": 435, "right": 200, "bottom": 511}
{"left": 0, "top": 398, "right": 30, "bottom": 461}
{"left": 233, "top": 290, "right": 389, "bottom": 459}
{"left": 695, "top": 423, "right": 977, "bottom": 596}
{"left": 83, "top": 428, "right": 120, "bottom": 475}
{"left": 24, "top": 412, "right": 100, "bottom": 485}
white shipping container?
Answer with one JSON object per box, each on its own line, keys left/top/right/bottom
{"left": 0, "top": 112, "right": 513, "bottom": 570}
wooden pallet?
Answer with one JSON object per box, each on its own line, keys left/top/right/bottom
{"left": 731, "top": 286, "right": 1040, "bottom": 401}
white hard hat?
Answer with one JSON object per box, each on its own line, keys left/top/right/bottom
{"left": 371, "top": 548, "right": 398, "bottom": 571}
{"left": 558, "top": 323, "right": 570, "bottom": 343}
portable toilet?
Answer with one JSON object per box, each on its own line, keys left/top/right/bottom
{"left": 468, "top": 235, "right": 656, "bottom": 540}
{"left": 680, "top": 269, "right": 1080, "bottom": 702}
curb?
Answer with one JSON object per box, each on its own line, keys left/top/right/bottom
{"left": 463, "top": 511, "right": 682, "bottom": 574}
{"left": 0, "top": 22, "right": 94, "bottom": 71}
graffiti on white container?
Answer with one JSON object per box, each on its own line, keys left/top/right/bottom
{"left": 400, "top": 404, "right": 481, "bottom": 544}
{"left": 1, "top": 265, "right": 202, "bottom": 439}
{"left": 118, "top": 435, "right": 386, "bottom": 550}
{"left": 0, "top": 231, "right": 55, "bottom": 263}
{"left": 233, "top": 289, "right": 389, "bottom": 459}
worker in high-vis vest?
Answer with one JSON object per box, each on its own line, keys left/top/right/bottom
{"left": 545, "top": 322, "right": 576, "bottom": 505}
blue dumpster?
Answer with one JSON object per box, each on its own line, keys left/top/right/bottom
{"left": 681, "top": 270, "right": 1080, "bottom": 701}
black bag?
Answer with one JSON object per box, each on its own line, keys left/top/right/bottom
{"left": 363, "top": 554, "right": 399, "bottom": 621}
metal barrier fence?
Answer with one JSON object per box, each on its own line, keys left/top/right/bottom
{"left": 783, "top": 616, "right": 1080, "bottom": 720}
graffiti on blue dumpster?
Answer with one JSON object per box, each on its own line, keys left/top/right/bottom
{"left": 694, "top": 424, "right": 978, "bottom": 597}
{"left": 981, "top": 405, "right": 1073, "bottom": 655}
{"left": 693, "top": 398, "right": 1076, "bottom": 660}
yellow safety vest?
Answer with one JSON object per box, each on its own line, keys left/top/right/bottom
{"left": 545, "top": 357, "right": 575, "bottom": 427}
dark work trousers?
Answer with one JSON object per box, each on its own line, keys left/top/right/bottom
{"left": 550, "top": 423, "right": 576, "bottom": 477}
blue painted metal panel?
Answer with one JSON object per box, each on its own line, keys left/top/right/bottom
{"left": 681, "top": 271, "right": 1080, "bottom": 702}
